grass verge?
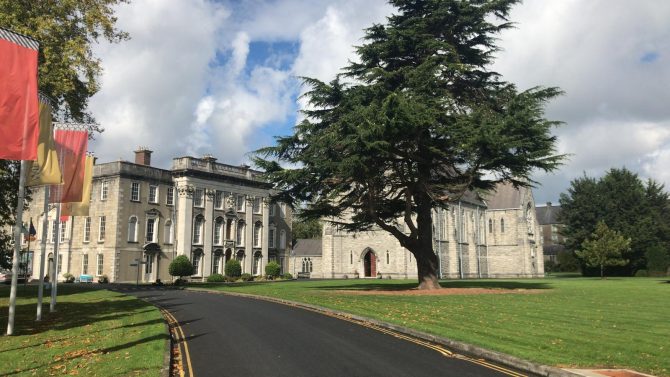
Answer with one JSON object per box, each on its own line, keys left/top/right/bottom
{"left": 0, "top": 284, "right": 167, "bottom": 376}
{"left": 195, "top": 277, "right": 669, "bottom": 376}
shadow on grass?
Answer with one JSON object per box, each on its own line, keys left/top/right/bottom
{"left": 315, "top": 280, "right": 552, "bottom": 291}
{"left": 0, "top": 285, "right": 159, "bottom": 336}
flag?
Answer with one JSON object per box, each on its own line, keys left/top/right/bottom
{"left": 28, "top": 219, "right": 37, "bottom": 241}
{"left": 61, "top": 156, "right": 94, "bottom": 216}
{"left": 27, "top": 100, "right": 62, "bottom": 186}
{"left": 50, "top": 130, "right": 88, "bottom": 203}
{"left": 0, "top": 27, "right": 39, "bottom": 161}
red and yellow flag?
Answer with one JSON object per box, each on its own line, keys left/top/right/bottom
{"left": 50, "top": 130, "right": 88, "bottom": 203}
{"left": 61, "top": 156, "right": 94, "bottom": 217}
{"left": 27, "top": 101, "right": 62, "bottom": 186}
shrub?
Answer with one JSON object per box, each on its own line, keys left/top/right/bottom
{"left": 225, "top": 275, "right": 238, "bottom": 283}
{"left": 544, "top": 260, "right": 557, "bottom": 273}
{"left": 635, "top": 269, "right": 649, "bottom": 277}
{"left": 265, "top": 261, "right": 281, "bottom": 279}
{"left": 240, "top": 273, "right": 253, "bottom": 281}
{"left": 98, "top": 275, "right": 109, "bottom": 284}
{"left": 645, "top": 245, "right": 670, "bottom": 276}
{"left": 225, "top": 259, "right": 242, "bottom": 278}
{"left": 207, "top": 273, "right": 225, "bottom": 282}
{"left": 63, "top": 273, "right": 75, "bottom": 283}
{"left": 556, "top": 250, "right": 580, "bottom": 272}
{"left": 169, "top": 255, "right": 194, "bottom": 279}
{"left": 282, "top": 273, "right": 293, "bottom": 280}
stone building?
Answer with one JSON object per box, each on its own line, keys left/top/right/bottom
{"left": 294, "top": 183, "right": 543, "bottom": 279}
{"left": 535, "top": 202, "right": 565, "bottom": 262}
{"left": 22, "top": 149, "right": 292, "bottom": 283}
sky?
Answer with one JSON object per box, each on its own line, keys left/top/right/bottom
{"left": 88, "top": 0, "right": 670, "bottom": 205}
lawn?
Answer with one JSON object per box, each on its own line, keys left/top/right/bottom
{"left": 196, "top": 277, "right": 670, "bottom": 376}
{"left": 0, "top": 284, "right": 167, "bottom": 376}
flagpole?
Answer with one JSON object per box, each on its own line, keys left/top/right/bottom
{"left": 36, "top": 186, "right": 49, "bottom": 320}
{"left": 50, "top": 201, "right": 61, "bottom": 313}
{"left": 24, "top": 223, "right": 29, "bottom": 287}
{"left": 6, "top": 160, "right": 29, "bottom": 336}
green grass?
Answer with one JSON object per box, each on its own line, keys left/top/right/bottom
{"left": 195, "top": 277, "right": 670, "bottom": 376}
{"left": 0, "top": 284, "right": 167, "bottom": 376}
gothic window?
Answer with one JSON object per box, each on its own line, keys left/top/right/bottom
{"left": 500, "top": 218, "right": 505, "bottom": 233}
{"left": 214, "top": 217, "right": 224, "bottom": 245}
{"left": 236, "top": 220, "right": 245, "bottom": 245}
{"left": 253, "top": 222, "right": 262, "bottom": 247}
{"left": 386, "top": 250, "right": 390, "bottom": 264}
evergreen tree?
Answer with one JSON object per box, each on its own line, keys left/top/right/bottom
{"left": 577, "top": 221, "right": 630, "bottom": 279}
{"left": 256, "top": 0, "right": 563, "bottom": 289}
{"left": 169, "top": 255, "right": 194, "bottom": 281}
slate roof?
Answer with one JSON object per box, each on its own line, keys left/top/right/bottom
{"left": 293, "top": 239, "right": 323, "bottom": 257}
{"left": 483, "top": 181, "right": 526, "bottom": 210}
{"left": 535, "top": 203, "right": 562, "bottom": 225}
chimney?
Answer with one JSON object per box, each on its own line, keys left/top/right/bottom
{"left": 134, "top": 147, "right": 153, "bottom": 166}
{"left": 546, "top": 202, "right": 552, "bottom": 207}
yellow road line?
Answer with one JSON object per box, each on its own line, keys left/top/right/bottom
{"left": 163, "top": 308, "right": 194, "bottom": 377}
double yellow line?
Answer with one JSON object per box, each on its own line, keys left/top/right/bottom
{"left": 159, "top": 307, "right": 194, "bottom": 377}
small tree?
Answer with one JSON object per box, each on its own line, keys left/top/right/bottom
{"left": 169, "top": 255, "right": 194, "bottom": 281}
{"left": 224, "top": 259, "right": 242, "bottom": 278}
{"left": 265, "top": 261, "right": 281, "bottom": 279}
{"left": 576, "top": 221, "right": 630, "bottom": 279}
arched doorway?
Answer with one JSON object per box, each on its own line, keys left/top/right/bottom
{"left": 143, "top": 242, "right": 161, "bottom": 282}
{"left": 363, "top": 249, "right": 376, "bottom": 277}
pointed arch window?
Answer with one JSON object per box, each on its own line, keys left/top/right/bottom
{"left": 236, "top": 220, "right": 245, "bottom": 246}
{"left": 500, "top": 218, "right": 505, "bottom": 233}
{"left": 214, "top": 217, "right": 224, "bottom": 245}
{"left": 253, "top": 221, "right": 262, "bottom": 247}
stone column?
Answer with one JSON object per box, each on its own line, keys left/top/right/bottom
{"left": 261, "top": 197, "right": 269, "bottom": 274}
{"left": 244, "top": 196, "right": 253, "bottom": 274}
{"left": 175, "top": 180, "right": 194, "bottom": 258}
{"left": 202, "top": 188, "right": 215, "bottom": 279}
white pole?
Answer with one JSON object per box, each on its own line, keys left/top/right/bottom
{"left": 6, "top": 160, "right": 29, "bottom": 335}
{"left": 36, "top": 186, "right": 49, "bottom": 320}
{"left": 50, "top": 204, "right": 61, "bottom": 312}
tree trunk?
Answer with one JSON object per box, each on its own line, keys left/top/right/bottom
{"left": 413, "top": 246, "right": 441, "bottom": 290}
{"left": 600, "top": 264, "right": 604, "bottom": 279}
{"left": 412, "top": 177, "right": 441, "bottom": 290}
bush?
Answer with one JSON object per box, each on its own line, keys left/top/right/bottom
{"left": 169, "top": 255, "right": 194, "bottom": 279}
{"left": 265, "top": 261, "right": 281, "bottom": 279}
{"left": 645, "top": 245, "right": 670, "bottom": 275}
{"left": 556, "top": 250, "right": 580, "bottom": 272}
{"left": 63, "top": 273, "right": 75, "bottom": 283}
{"left": 635, "top": 269, "right": 649, "bottom": 277}
{"left": 225, "top": 275, "right": 238, "bottom": 283}
{"left": 282, "top": 273, "right": 293, "bottom": 280}
{"left": 225, "top": 259, "right": 242, "bottom": 278}
{"left": 207, "top": 273, "right": 225, "bottom": 282}
{"left": 544, "top": 260, "right": 557, "bottom": 273}
{"left": 98, "top": 275, "right": 109, "bottom": 284}
{"left": 240, "top": 273, "right": 253, "bottom": 281}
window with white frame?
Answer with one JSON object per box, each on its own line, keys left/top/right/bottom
{"left": 214, "top": 190, "right": 224, "bottom": 209}
{"left": 100, "top": 181, "right": 109, "bottom": 201}
{"left": 96, "top": 254, "right": 104, "bottom": 276}
{"left": 269, "top": 204, "right": 275, "bottom": 217}
{"left": 268, "top": 228, "right": 275, "bottom": 248}
{"left": 59, "top": 220, "right": 67, "bottom": 242}
{"left": 146, "top": 218, "right": 156, "bottom": 243}
{"left": 214, "top": 217, "right": 224, "bottom": 245}
{"left": 128, "top": 216, "right": 138, "bottom": 242}
{"left": 57, "top": 255, "right": 62, "bottom": 273}
{"left": 164, "top": 220, "right": 173, "bottom": 244}
{"left": 166, "top": 186, "right": 174, "bottom": 206}
{"left": 279, "top": 230, "right": 286, "bottom": 249}
{"left": 252, "top": 197, "right": 261, "bottom": 214}
{"left": 145, "top": 254, "right": 153, "bottom": 274}
{"left": 236, "top": 194, "right": 245, "bottom": 212}
{"left": 83, "top": 217, "right": 91, "bottom": 242}
{"left": 130, "top": 182, "right": 140, "bottom": 201}
{"left": 225, "top": 218, "right": 233, "bottom": 240}
{"left": 192, "top": 251, "right": 202, "bottom": 275}
{"left": 213, "top": 253, "right": 222, "bottom": 274}
{"left": 82, "top": 254, "right": 89, "bottom": 275}
{"left": 253, "top": 222, "right": 262, "bottom": 247}
{"left": 192, "top": 216, "right": 204, "bottom": 244}
{"left": 236, "top": 220, "right": 245, "bottom": 245}
{"left": 98, "top": 216, "right": 106, "bottom": 241}
{"left": 51, "top": 220, "right": 58, "bottom": 243}
{"left": 149, "top": 185, "right": 158, "bottom": 203}
{"left": 279, "top": 203, "right": 286, "bottom": 218}
{"left": 194, "top": 188, "right": 204, "bottom": 207}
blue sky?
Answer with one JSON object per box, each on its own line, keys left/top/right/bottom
{"left": 89, "top": 0, "right": 670, "bottom": 205}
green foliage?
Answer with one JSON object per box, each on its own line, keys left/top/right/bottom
{"left": 645, "top": 245, "right": 669, "bottom": 276}
{"left": 265, "top": 261, "right": 281, "bottom": 279}
{"left": 62, "top": 273, "right": 75, "bottom": 283}
{"left": 206, "top": 273, "right": 226, "bottom": 282}
{"left": 576, "top": 221, "right": 630, "bottom": 278}
{"left": 291, "top": 216, "right": 322, "bottom": 246}
{"left": 255, "top": 0, "right": 563, "bottom": 289}
{"left": 282, "top": 273, "right": 293, "bottom": 280}
{"left": 634, "top": 269, "right": 649, "bottom": 277}
{"left": 560, "top": 169, "right": 670, "bottom": 274}
{"left": 168, "top": 255, "right": 194, "bottom": 279}
{"left": 556, "top": 250, "right": 580, "bottom": 272}
{"left": 224, "top": 259, "right": 242, "bottom": 278}
{"left": 98, "top": 274, "right": 109, "bottom": 284}
{"left": 240, "top": 273, "right": 253, "bottom": 282}
{"left": 0, "top": 0, "right": 129, "bottom": 120}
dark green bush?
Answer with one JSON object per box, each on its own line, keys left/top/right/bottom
{"left": 98, "top": 275, "right": 109, "bottom": 283}
{"left": 645, "top": 245, "right": 670, "bottom": 275}
{"left": 63, "top": 273, "right": 75, "bottom": 283}
{"left": 225, "top": 259, "right": 242, "bottom": 278}
{"left": 282, "top": 273, "right": 293, "bottom": 280}
{"left": 169, "top": 255, "right": 194, "bottom": 279}
{"left": 240, "top": 273, "right": 253, "bottom": 281}
{"left": 635, "top": 269, "right": 649, "bottom": 277}
{"left": 265, "top": 261, "right": 281, "bottom": 279}
{"left": 207, "top": 273, "right": 225, "bottom": 282}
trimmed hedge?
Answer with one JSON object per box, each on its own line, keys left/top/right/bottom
{"left": 225, "top": 259, "right": 242, "bottom": 278}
